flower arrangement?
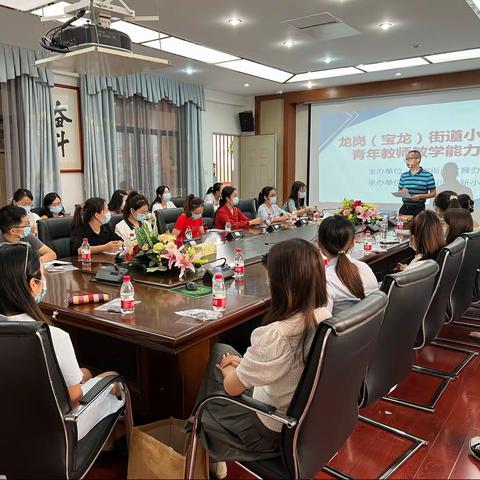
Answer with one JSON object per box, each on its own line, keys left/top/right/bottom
{"left": 125, "top": 222, "right": 204, "bottom": 279}
{"left": 339, "top": 199, "right": 382, "bottom": 225}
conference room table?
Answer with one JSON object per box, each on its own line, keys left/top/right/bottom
{"left": 41, "top": 222, "right": 414, "bottom": 420}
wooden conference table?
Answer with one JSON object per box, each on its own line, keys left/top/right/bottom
{"left": 41, "top": 223, "right": 413, "bottom": 420}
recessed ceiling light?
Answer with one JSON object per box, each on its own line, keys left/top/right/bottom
{"left": 185, "top": 67, "right": 194, "bottom": 75}
{"left": 357, "top": 57, "right": 428, "bottom": 72}
{"left": 277, "top": 90, "right": 283, "bottom": 94}
{"left": 425, "top": 48, "right": 480, "bottom": 63}
{"left": 378, "top": 22, "right": 394, "bottom": 31}
{"left": 227, "top": 18, "right": 242, "bottom": 26}
{"left": 306, "top": 82, "right": 313, "bottom": 89}
{"left": 144, "top": 37, "right": 239, "bottom": 64}
{"left": 395, "top": 72, "right": 402, "bottom": 76}
{"left": 323, "top": 57, "right": 333, "bottom": 64}
{"left": 217, "top": 59, "right": 293, "bottom": 83}
{"left": 282, "top": 40, "right": 296, "bottom": 48}
{"left": 2, "top": 0, "right": 51, "bottom": 10}
{"left": 111, "top": 21, "right": 167, "bottom": 44}
{"left": 287, "top": 67, "right": 363, "bottom": 83}
{"left": 244, "top": 83, "right": 250, "bottom": 87}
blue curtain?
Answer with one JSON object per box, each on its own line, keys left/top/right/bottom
{"left": 0, "top": 43, "right": 60, "bottom": 204}
{"left": 81, "top": 73, "right": 205, "bottom": 200}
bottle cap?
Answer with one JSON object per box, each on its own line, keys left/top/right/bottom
{"left": 123, "top": 275, "right": 131, "bottom": 282}
{"left": 235, "top": 247, "right": 242, "bottom": 253}
{"left": 82, "top": 237, "right": 88, "bottom": 242}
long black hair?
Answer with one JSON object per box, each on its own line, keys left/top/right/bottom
{"left": 258, "top": 186, "right": 275, "bottom": 206}
{"left": 434, "top": 191, "right": 460, "bottom": 214}
{"left": 286, "top": 181, "right": 307, "bottom": 210}
{"left": 458, "top": 194, "right": 475, "bottom": 213}
{"left": 71, "top": 197, "right": 106, "bottom": 231}
{"left": 0, "top": 243, "right": 50, "bottom": 324}
{"left": 183, "top": 194, "right": 203, "bottom": 218}
{"left": 108, "top": 190, "right": 127, "bottom": 213}
{"left": 318, "top": 215, "right": 365, "bottom": 300}
{"left": 218, "top": 186, "right": 237, "bottom": 208}
{"left": 42, "top": 192, "right": 65, "bottom": 218}
{"left": 123, "top": 191, "right": 149, "bottom": 220}
{"left": 206, "top": 182, "right": 223, "bottom": 196}
{"left": 151, "top": 185, "right": 171, "bottom": 209}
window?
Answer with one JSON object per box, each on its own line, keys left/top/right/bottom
{"left": 213, "top": 133, "right": 239, "bottom": 184}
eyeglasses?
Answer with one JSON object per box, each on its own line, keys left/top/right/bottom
{"left": 0, "top": 241, "right": 30, "bottom": 275}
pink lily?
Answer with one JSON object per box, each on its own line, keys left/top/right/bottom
{"left": 174, "top": 249, "right": 203, "bottom": 279}
{"left": 160, "top": 245, "right": 179, "bottom": 270}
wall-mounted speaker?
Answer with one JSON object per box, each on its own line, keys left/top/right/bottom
{"left": 239, "top": 111, "right": 255, "bottom": 132}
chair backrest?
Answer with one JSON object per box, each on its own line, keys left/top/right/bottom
{"left": 37, "top": 217, "right": 74, "bottom": 258}
{"left": 237, "top": 199, "right": 257, "bottom": 219}
{"left": 171, "top": 196, "right": 185, "bottom": 208}
{"left": 109, "top": 213, "right": 124, "bottom": 231}
{"left": 202, "top": 204, "right": 215, "bottom": 230}
{"left": 417, "top": 237, "right": 466, "bottom": 348}
{"left": 282, "top": 291, "right": 388, "bottom": 480}
{"left": 0, "top": 321, "right": 74, "bottom": 479}
{"left": 155, "top": 207, "right": 183, "bottom": 234}
{"left": 448, "top": 230, "right": 480, "bottom": 322}
{"left": 360, "top": 260, "right": 439, "bottom": 407}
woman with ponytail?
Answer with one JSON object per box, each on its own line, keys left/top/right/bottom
{"left": 70, "top": 198, "right": 123, "bottom": 255}
{"left": 172, "top": 194, "right": 205, "bottom": 240}
{"left": 204, "top": 182, "right": 224, "bottom": 210}
{"left": 433, "top": 190, "right": 460, "bottom": 217}
{"left": 318, "top": 215, "right": 378, "bottom": 315}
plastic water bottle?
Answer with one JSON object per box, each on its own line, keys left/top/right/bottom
{"left": 212, "top": 268, "right": 226, "bottom": 312}
{"left": 265, "top": 213, "right": 272, "bottom": 228}
{"left": 234, "top": 247, "right": 245, "bottom": 278}
{"left": 382, "top": 216, "right": 388, "bottom": 240}
{"left": 292, "top": 209, "right": 298, "bottom": 223}
{"left": 313, "top": 210, "right": 321, "bottom": 224}
{"left": 396, "top": 219, "right": 404, "bottom": 240}
{"left": 364, "top": 230, "right": 373, "bottom": 252}
{"left": 120, "top": 275, "right": 135, "bottom": 314}
{"left": 185, "top": 227, "right": 193, "bottom": 240}
{"left": 81, "top": 238, "right": 91, "bottom": 263}
{"left": 225, "top": 222, "right": 232, "bottom": 232}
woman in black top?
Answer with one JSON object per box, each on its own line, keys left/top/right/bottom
{"left": 70, "top": 198, "right": 123, "bottom": 255}
{"left": 39, "top": 192, "right": 66, "bottom": 219}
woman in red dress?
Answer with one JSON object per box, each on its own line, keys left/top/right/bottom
{"left": 172, "top": 195, "right": 205, "bottom": 241}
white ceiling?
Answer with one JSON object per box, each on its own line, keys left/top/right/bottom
{"left": 2, "top": 0, "right": 480, "bottom": 96}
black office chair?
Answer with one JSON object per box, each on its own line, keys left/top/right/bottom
{"left": 109, "top": 213, "right": 124, "bottom": 231}
{"left": 324, "top": 262, "right": 438, "bottom": 479}
{"left": 171, "top": 196, "right": 185, "bottom": 208}
{"left": 155, "top": 207, "right": 183, "bottom": 234}
{"left": 186, "top": 292, "right": 388, "bottom": 480}
{"left": 202, "top": 204, "right": 215, "bottom": 230}
{"left": 387, "top": 238, "right": 476, "bottom": 412}
{"left": 237, "top": 199, "right": 257, "bottom": 219}
{"left": 37, "top": 217, "right": 74, "bottom": 258}
{"left": 0, "top": 321, "right": 127, "bottom": 479}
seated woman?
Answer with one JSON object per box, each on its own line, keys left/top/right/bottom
{"left": 204, "top": 182, "right": 223, "bottom": 211}
{"left": 0, "top": 243, "right": 124, "bottom": 440}
{"left": 317, "top": 215, "right": 378, "bottom": 315}
{"left": 70, "top": 198, "right": 123, "bottom": 255}
{"left": 151, "top": 185, "right": 176, "bottom": 212}
{"left": 189, "top": 239, "right": 331, "bottom": 472}
{"left": 172, "top": 194, "right": 205, "bottom": 241}
{"left": 444, "top": 208, "right": 474, "bottom": 244}
{"left": 115, "top": 191, "right": 152, "bottom": 243}
{"left": 257, "top": 187, "right": 290, "bottom": 224}
{"left": 0, "top": 205, "right": 56, "bottom": 263}
{"left": 398, "top": 210, "right": 445, "bottom": 271}
{"left": 282, "top": 180, "right": 313, "bottom": 216}
{"left": 214, "top": 186, "right": 263, "bottom": 230}
{"left": 458, "top": 193, "right": 479, "bottom": 228}
{"left": 433, "top": 190, "right": 460, "bottom": 217}
{"left": 11, "top": 188, "right": 40, "bottom": 236}
{"left": 39, "top": 192, "right": 66, "bottom": 219}
{"left": 108, "top": 189, "right": 128, "bottom": 215}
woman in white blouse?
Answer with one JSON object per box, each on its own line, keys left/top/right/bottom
{"left": 257, "top": 186, "right": 290, "bottom": 224}
{"left": 151, "top": 185, "right": 176, "bottom": 212}
{"left": 318, "top": 215, "right": 379, "bottom": 315}
{"left": 204, "top": 182, "right": 223, "bottom": 211}
{"left": 188, "top": 239, "right": 331, "bottom": 475}
{"left": 115, "top": 191, "right": 152, "bottom": 244}
{"left": 0, "top": 243, "right": 124, "bottom": 441}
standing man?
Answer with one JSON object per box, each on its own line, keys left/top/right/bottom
{"left": 398, "top": 150, "right": 437, "bottom": 216}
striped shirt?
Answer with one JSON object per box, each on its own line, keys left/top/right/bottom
{"left": 398, "top": 168, "right": 436, "bottom": 205}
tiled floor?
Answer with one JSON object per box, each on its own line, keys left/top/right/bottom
{"left": 88, "top": 314, "right": 480, "bottom": 479}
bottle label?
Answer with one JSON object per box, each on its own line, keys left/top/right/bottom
{"left": 212, "top": 297, "right": 226, "bottom": 308}
{"left": 81, "top": 252, "right": 91, "bottom": 261}
{"left": 121, "top": 299, "right": 135, "bottom": 310}
{"left": 364, "top": 243, "right": 373, "bottom": 252}
{"left": 234, "top": 265, "right": 245, "bottom": 274}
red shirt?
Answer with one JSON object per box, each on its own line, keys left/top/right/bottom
{"left": 173, "top": 213, "right": 203, "bottom": 240}
{"left": 214, "top": 204, "right": 250, "bottom": 230}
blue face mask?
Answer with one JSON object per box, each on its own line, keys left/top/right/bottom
{"left": 136, "top": 213, "right": 147, "bottom": 222}
{"left": 162, "top": 193, "right": 171, "bottom": 201}
{"left": 102, "top": 211, "right": 112, "bottom": 225}
{"left": 298, "top": 191, "right": 306, "bottom": 199}
{"left": 232, "top": 197, "right": 239, "bottom": 206}
{"left": 34, "top": 279, "right": 48, "bottom": 304}
{"left": 20, "top": 205, "right": 31, "bottom": 213}
{"left": 191, "top": 213, "right": 202, "bottom": 220}
{"left": 49, "top": 205, "right": 63, "bottom": 214}
{"left": 269, "top": 196, "right": 277, "bottom": 205}
{"left": 22, "top": 226, "right": 32, "bottom": 238}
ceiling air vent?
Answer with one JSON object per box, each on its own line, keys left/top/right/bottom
{"left": 282, "top": 12, "right": 362, "bottom": 41}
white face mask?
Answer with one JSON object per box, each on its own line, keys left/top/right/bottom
{"left": 298, "top": 191, "right": 306, "bottom": 199}
{"left": 269, "top": 196, "right": 277, "bottom": 205}
{"left": 162, "top": 192, "right": 171, "bottom": 202}
{"left": 232, "top": 197, "right": 239, "bottom": 206}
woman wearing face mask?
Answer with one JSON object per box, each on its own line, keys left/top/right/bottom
{"left": 151, "top": 185, "right": 176, "bottom": 212}
{"left": 0, "top": 205, "right": 56, "bottom": 263}
{"left": 283, "top": 181, "right": 314, "bottom": 216}
{"left": 257, "top": 186, "right": 290, "bottom": 224}
{"left": 11, "top": 188, "right": 40, "bottom": 236}
{"left": 204, "top": 182, "right": 224, "bottom": 211}
{"left": 172, "top": 194, "right": 205, "bottom": 241}
{"left": 108, "top": 189, "right": 128, "bottom": 215}
{"left": 70, "top": 198, "right": 123, "bottom": 256}
{"left": 214, "top": 186, "right": 263, "bottom": 230}
{"left": 0, "top": 243, "right": 125, "bottom": 440}
{"left": 115, "top": 191, "right": 152, "bottom": 243}
{"left": 39, "top": 192, "right": 66, "bottom": 219}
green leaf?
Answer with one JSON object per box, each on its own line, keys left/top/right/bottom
{"left": 146, "top": 265, "right": 167, "bottom": 273}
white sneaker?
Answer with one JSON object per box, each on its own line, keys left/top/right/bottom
{"left": 209, "top": 461, "right": 228, "bottom": 479}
